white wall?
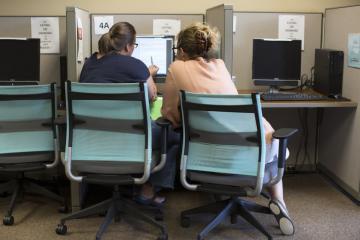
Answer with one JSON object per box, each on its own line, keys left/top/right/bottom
{"left": 0, "top": 0, "right": 359, "bottom": 15}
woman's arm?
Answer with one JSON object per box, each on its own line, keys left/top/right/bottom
{"left": 146, "top": 76, "right": 158, "bottom": 102}
{"left": 146, "top": 65, "right": 159, "bottom": 102}
{"left": 263, "top": 117, "right": 275, "bottom": 144}
{"left": 161, "top": 71, "right": 181, "bottom": 128}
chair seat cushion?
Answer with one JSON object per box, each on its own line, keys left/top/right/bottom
{"left": 188, "top": 161, "right": 278, "bottom": 188}
{"left": 72, "top": 151, "right": 159, "bottom": 175}
{"left": 0, "top": 152, "right": 53, "bottom": 164}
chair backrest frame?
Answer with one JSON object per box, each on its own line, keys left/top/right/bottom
{"left": 179, "top": 91, "right": 266, "bottom": 196}
{"left": 64, "top": 81, "right": 152, "bottom": 184}
{"left": 0, "top": 83, "right": 59, "bottom": 169}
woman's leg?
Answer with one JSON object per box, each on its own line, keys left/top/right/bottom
{"left": 267, "top": 180, "right": 286, "bottom": 208}
{"left": 138, "top": 126, "right": 180, "bottom": 203}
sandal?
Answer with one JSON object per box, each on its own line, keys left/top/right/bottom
{"left": 134, "top": 194, "right": 166, "bottom": 208}
{"left": 269, "top": 199, "right": 295, "bottom": 235}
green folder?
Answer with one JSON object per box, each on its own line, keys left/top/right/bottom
{"left": 150, "top": 97, "right": 163, "bottom": 120}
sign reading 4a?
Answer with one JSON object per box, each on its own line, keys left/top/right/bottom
{"left": 94, "top": 16, "right": 114, "bottom": 35}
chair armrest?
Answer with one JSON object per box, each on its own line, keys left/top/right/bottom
{"left": 155, "top": 117, "right": 171, "bottom": 155}
{"left": 152, "top": 117, "right": 171, "bottom": 173}
{"left": 155, "top": 117, "right": 171, "bottom": 127}
{"left": 268, "top": 128, "right": 298, "bottom": 186}
{"left": 272, "top": 128, "right": 298, "bottom": 140}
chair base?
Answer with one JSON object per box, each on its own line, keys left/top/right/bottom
{"left": 56, "top": 185, "right": 167, "bottom": 240}
{"left": 180, "top": 197, "right": 273, "bottom": 240}
{"left": 0, "top": 176, "right": 64, "bottom": 226}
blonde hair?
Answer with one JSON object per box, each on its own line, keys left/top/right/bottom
{"left": 176, "top": 22, "right": 219, "bottom": 60}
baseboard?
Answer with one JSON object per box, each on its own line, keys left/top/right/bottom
{"left": 318, "top": 163, "right": 360, "bottom": 205}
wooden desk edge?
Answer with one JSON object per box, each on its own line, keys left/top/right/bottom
{"left": 236, "top": 89, "right": 358, "bottom": 108}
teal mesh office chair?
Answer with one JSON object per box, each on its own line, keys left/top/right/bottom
{"left": 56, "top": 81, "right": 167, "bottom": 240}
{"left": 179, "top": 91, "right": 297, "bottom": 240}
{"left": 0, "top": 84, "right": 62, "bottom": 225}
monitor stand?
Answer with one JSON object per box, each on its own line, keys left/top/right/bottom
{"left": 265, "top": 86, "right": 296, "bottom": 95}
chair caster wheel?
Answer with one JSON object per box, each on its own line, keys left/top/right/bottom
{"left": 230, "top": 214, "right": 237, "bottom": 224}
{"left": 180, "top": 216, "right": 190, "bottom": 228}
{"left": 55, "top": 224, "right": 67, "bottom": 235}
{"left": 3, "top": 215, "right": 14, "bottom": 226}
{"left": 157, "top": 233, "right": 168, "bottom": 240}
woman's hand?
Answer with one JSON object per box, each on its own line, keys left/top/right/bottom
{"left": 148, "top": 65, "right": 159, "bottom": 77}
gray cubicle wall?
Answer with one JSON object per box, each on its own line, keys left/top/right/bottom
{"left": 233, "top": 12, "right": 322, "bottom": 90}
{"left": 66, "top": 7, "right": 91, "bottom": 82}
{"left": 206, "top": 5, "right": 233, "bottom": 74}
{"left": 232, "top": 12, "right": 322, "bottom": 169}
{"left": 319, "top": 5, "right": 360, "bottom": 201}
{"left": 0, "top": 16, "right": 66, "bottom": 84}
{"left": 91, "top": 14, "right": 204, "bottom": 53}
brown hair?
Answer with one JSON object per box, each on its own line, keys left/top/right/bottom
{"left": 176, "top": 22, "right": 219, "bottom": 60}
{"left": 108, "top": 22, "right": 136, "bottom": 52}
{"left": 98, "top": 33, "right": 113, "bottom": 55}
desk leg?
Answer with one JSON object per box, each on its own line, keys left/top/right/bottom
{"left": 314, "top": 108, "right": 324, "bottom": 169}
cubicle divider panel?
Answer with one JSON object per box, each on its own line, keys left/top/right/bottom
{"left": 90, "top": 14, "right": 204, "bottom": 53}
{"left": 0, "top": 16, "right": 66, "bottom": 85}
{"left": 319, "top": 5, "right": 360, "bottom": 199}
{"left": 206, "top": 5, "right": 233, "bottom": 75}
{"left": 66, "top": 7, "right": 91, "bottom": 82}
{"left": 233, "top": 12, "right": 322, "bottom": 90}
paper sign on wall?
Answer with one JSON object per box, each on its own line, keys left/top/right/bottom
{"left": 94, "top": 16, "right": 114, "bottom": 35}
{"left": 278, "top": 15, "right": 305, "bottom": 50}
{"left": 31, "top": 17, "right": 60, "bottom": 54}
{"left": 153, "top": 19, "right": 181, "bottom": 36}
{"left": 348, "top": 33, "right": 360, "bottom": 69}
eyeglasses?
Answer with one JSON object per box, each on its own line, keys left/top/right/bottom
{"left": 172, "top": 46, "right": 180, "bottom": 55}
{"left": 133, "top": 43, "right": 139, "bottom": 48}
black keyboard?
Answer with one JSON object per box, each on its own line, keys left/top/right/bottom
{"left": 261, "top": 92, "right": 329, "bottom": 101}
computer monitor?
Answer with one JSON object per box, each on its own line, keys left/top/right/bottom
{"left": 132, "top": 35, "right": 174, "bottom": 77}
{"left": 252, "top": 39, "right": 301, "bottom": 89}
{"left": 0, "top": 38, "right": 40, "bottom": 82}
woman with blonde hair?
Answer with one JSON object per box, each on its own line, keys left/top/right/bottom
{"left": 161, "top": 22, "right": 295, "bottom": 236}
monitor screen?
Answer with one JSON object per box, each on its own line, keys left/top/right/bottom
{"left": 0, "top": 38, "right": 40, "bottom": 82}
{"left": 132, "top": 36, "right": 173, "bottom": 76}
{"left": 252, "top": 39, "right": 301, "bottom": 86}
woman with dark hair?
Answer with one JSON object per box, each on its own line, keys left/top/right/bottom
{"left": 161, "top": 22, "right": 295, "bottom": 236}
{"left": 79, "top": 22, "right": 158, "bottom": 101}
{"left": 79, "top": 21, "right": 175, "bottom": 206}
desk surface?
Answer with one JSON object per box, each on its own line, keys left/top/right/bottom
{"left": 260, "top": 100, "right": 357, "bottom": 108}
{"left": 237, "top": 89, "right": 358, "bottom": 108}
{"left": 155, "top": 84, "right": 358, "bottom": 109}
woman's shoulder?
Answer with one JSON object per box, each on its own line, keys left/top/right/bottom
{"left": 169, "top": 60, "right": 186, "bottom": 68}
{"left": 209, "top": 58, "right": 225, "bottom": 65}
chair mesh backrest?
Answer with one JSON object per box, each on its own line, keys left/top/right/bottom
{"left": 0, "top": 85, "right": 55, "bottom": 155}
{"left": 181, "top": 92, "right": 265, "bottom": 177}
{"left": 65, "top": 82, "right": 151, "bottom": 165}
